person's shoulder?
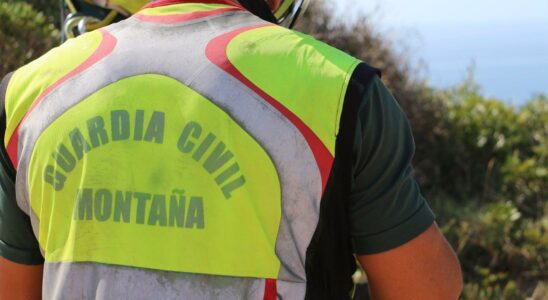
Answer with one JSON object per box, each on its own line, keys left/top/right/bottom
{"left": 292, "top": 26, "right": 361, "bottom": 67}
{"left": 268, "top": 26, "right": 382, "bottom": 90}
{"left": 235, "top": 24, "right": 361, "bottom": 72}
{"left": 7, "top": 30, "right": 107, "bottom": 101}
{"left": 3, "top": 30, "right": 110, "bottom": 141}
{"left": 285, "top": 27, "right": 354, "bottom": 58}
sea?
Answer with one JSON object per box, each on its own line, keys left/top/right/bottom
{"left": 331, "top": 0, "right": 548, "bottom": 106}
{"left": 418, "top": 20, "right": 548, "bottom": 106}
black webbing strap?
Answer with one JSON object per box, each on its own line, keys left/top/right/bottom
{"left": 305, "top": 63, "right": 381, "bottom": 300}
{"left": 237, "top": 0, "right": 277, "bottom": 23}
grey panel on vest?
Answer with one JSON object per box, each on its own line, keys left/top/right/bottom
{"left": 0, "top": 72, "right": 13, "bottom": 114}
{"left": 277, "top": 279, "right": 307, "bottom": 300}
{"left": 44, "top": 262, "right": 267, "bottom": 300}
{"left": 43, "top": 262, "right": 307, "bottom": 300}
{"left": 17, "top": 8, "right": 325, "bottom": 297}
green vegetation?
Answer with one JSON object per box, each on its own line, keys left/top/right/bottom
{"left": 0, "top": 1, "right": 58, "bottom": 75}
{"left": 429, "top": 90, "right": 547, "bottom": 299}
{"left": 297, "top": 2, "right": 547, "bottom": 299}
{"left": 1, "top": 0, "right": 546, "bottom": 299}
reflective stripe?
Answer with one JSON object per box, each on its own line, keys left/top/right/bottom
{"left": 264, "top": 279, "right": 277, "bottom": 300}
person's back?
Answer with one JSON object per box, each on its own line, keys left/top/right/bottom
{"left": 0, "top": 0, "right": 463, "bottom": 299}
{"left": 2, "top": 1, "right": 364, "bottom": 297}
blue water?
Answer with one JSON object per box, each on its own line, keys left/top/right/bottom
{"left": 332, "top": 0, "right": 548, "bottom": 106}
{"left": 416, "top": 20, "right": 548, "bottom": 105}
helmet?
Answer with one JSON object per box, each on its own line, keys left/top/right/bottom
{"left": 62, "top": 0, "right": 309, "bottom": 39}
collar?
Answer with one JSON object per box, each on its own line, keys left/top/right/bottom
{"left": 144, "top": 0, "right": 243, "bottom": 9}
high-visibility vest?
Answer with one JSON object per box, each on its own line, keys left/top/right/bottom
{"left": 3, "top": 0, "right": 378, "bottom": 298}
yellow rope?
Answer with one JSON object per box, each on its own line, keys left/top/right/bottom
{"left": 65, "top": 0, "right": 78, "bottom": 13}
{"left": 86, "top": 10, "right": 119, "bottom": 31}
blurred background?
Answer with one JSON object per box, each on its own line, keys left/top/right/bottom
{"left": 0, "top": 0, "right": 546, "bottom": 299}
{"left": 336, "top": 0, "right": 548, "bottom": 106}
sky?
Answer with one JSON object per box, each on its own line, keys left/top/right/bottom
{"left": 333, "top": 0, "right": 548, "bottom": 105}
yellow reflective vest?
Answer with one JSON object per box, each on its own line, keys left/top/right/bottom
{"left": 3, "top": 0, "right": 378, "bottom": 298}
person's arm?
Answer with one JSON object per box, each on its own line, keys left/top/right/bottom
{"left": 358, "top": 224, "right": 462, "bottom": 300}
{"left": 0, "top": 73, "right": 44, "bottom": 299}
{"left": 0, "top": 256, "right": 43, "bottom": 300}
{"left": 349, "top": 75, "right": 462, "bottom": 299}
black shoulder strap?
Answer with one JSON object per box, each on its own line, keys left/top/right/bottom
{"left": 305, "top": 63, "right": 380, "bottom": 300}
{"left": 237, "top": 0, "right": 277, "bottom": 23}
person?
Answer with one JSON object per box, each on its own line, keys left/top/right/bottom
{"left": 0, "top": 0, "right": 462, "bottom": 299}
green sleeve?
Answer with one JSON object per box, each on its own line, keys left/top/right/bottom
{"left": 350, "top": 76, "right": 435, "bottom": 255}
{"left": 0, "top": 73, "right": 44, "bottom": 265}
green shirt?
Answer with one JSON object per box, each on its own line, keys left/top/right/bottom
{"left": 0, "top": 73, "right": 434, "bottom": 264}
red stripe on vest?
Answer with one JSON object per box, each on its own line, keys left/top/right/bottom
{"left": 263, "top": 278, "right": 277, "bottom": 300}
{"left": 144, "top": 0, "right": 243, "bottom": 9}
{"left": 134, "top": 7, "right": 241, "bottom": 24}
{"left": 205, "top": 25, "right": 334, "bottom": 191}
{"left": 6, "top": 30, "right": 117, "bottom": 169}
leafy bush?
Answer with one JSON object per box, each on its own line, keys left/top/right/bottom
{"left": 501, "top": 96, "right": 547, "bottom": 219}
{"left": 428, "top": 79, "right": 517, "bottom": 197}
{"left": 0, "top": 1, "right": 59, "bottom": 77}
{"left": 425, "top": 78, "right": 546, "bottom": 209}
{"left": 428, "top": 86, "right": 548, "bottom": 298}
{"left": 438, "top": 199, "right": 547, "bottom": 297}
{"left": 5, "top": 0, "right": 60, "bottom": 22}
